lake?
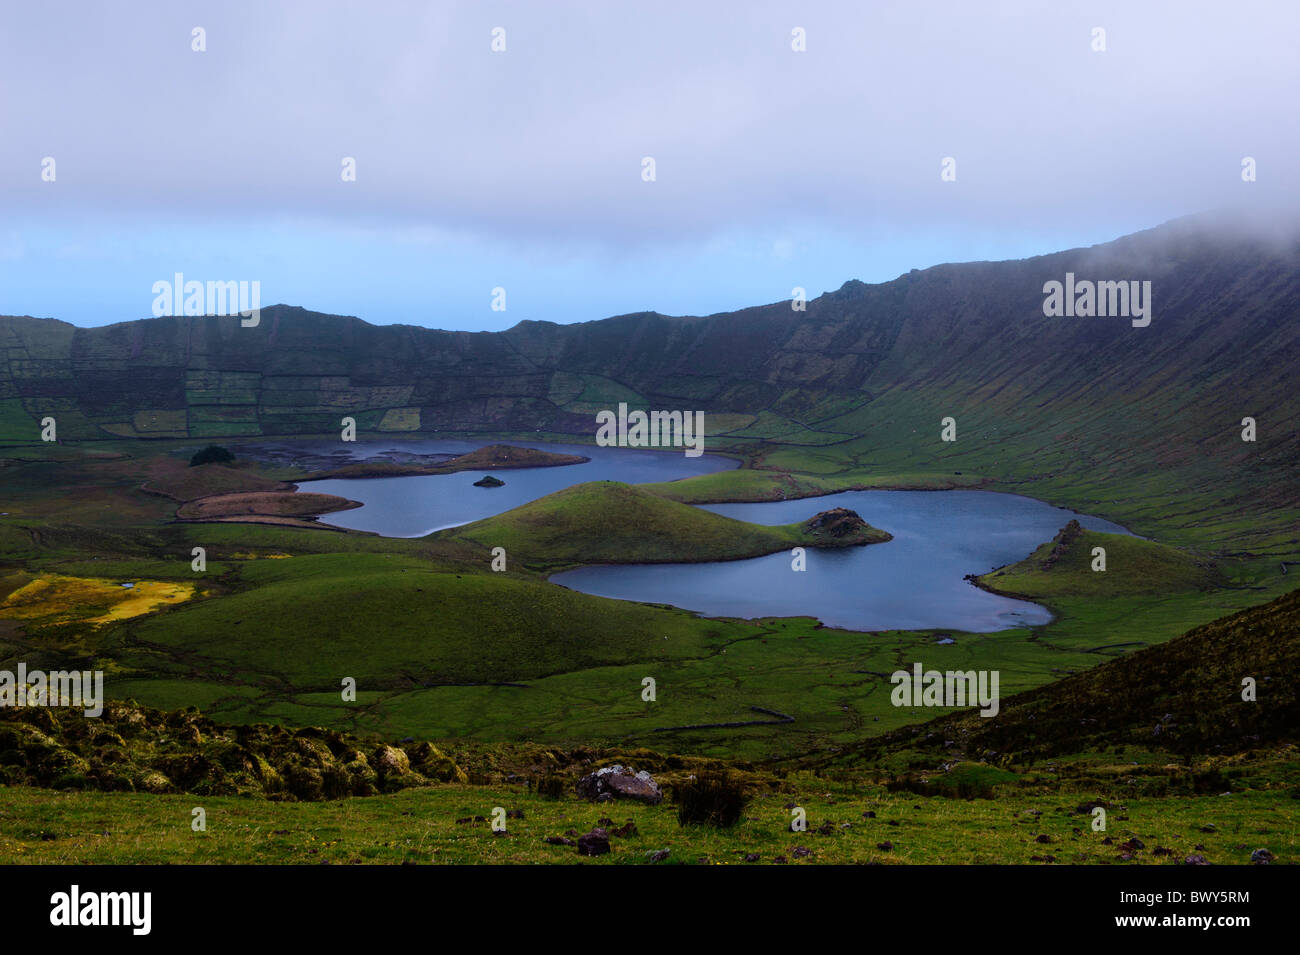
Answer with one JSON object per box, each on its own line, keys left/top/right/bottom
{"left": 306, "top": 439, "right": 736, "bottom": 537}
{"left": 305, "top": 440, "right": 1131, "bottom": 633}
{"left": 549, "top": 489, "right": 1132, "bottom": 633}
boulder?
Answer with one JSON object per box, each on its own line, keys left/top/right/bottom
{"left": 406, "top": 741, "right": 468, "bottom": 783}
{"left": 137, "top": 770, "right": 172, "bottom": 794}
{"left": 575, "top": 764, "right": 663, "bottom": 805}
{"left": 577, "top": 828, "right": 610, "bottom": 856}
{"left": 372, "top": 745, "right": 410, "bottom": 776}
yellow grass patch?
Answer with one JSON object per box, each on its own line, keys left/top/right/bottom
{"left": 0, "top": 575, "right": 197, "bottom": 627}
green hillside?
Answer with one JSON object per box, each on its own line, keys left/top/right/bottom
{"left": 977, "top": 520, "right": 1225, "bottom": 599}
{"left": 440, "top": 480, "right": 889, "bottom": 570}
{"left": 823, "top": 586, "right": 1300, "bottom": 768}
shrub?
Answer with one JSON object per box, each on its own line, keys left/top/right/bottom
{"left": 1191, "top": 768, "right": 1231, "bottom": 794}
{"left": 284, "top": 764, "right": 324, "bottom": 801}
{"left": 672, "top": 771, "right": 751, "bottom": 828}
{"left": 321, "top": 765, "right": 352, "bottom": 800}
{"left": 189, "top": 445, "right": 235, "bottom": 467}
{"left": 535, "top": 773, "right": 565, "bottom": 799}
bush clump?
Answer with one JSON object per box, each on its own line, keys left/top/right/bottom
{"left": 534, "top": 773, "right": 565, "bottom": 799}
{"left": 189, "top": 445, "right": 235, "bottom": 467}
{"left": 671, "top": 770, "right": 751, "bottom": 828}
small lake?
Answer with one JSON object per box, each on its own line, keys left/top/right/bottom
{"left": 305, "top": 439, "right": 736, "bottom": 537}
{"left": 551, "top": 489, "right": 1133, "bottom": 633}
{"left": 298, "top": 440, "right": 1131, "bottom": 633}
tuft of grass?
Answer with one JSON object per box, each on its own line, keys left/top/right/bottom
{"left": 672, "top": 770, "right": 752, "bottom": 828}
{"left": 534, "top": 774, "right": 565, "bottom": 799}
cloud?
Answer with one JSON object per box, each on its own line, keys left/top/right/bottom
{"left": 1, "top": 0, "right": 1296, "bottom": 248}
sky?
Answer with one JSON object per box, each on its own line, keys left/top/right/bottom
{"left": 1, "top": 0, "right": 1297, "bottom": 330}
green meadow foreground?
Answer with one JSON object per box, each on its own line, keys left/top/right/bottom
{"left": 2, "top": 775, "right": 1294, "bottom": 865}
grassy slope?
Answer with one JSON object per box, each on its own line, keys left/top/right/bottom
{"left": 439, "top": 480, "right": 888, "bottom": 570}
{"left": 3, "top": 588, "right": 1297, "bottom": 865}
{"left": 142, "top": 461, "right": 291, "bottom": 501}
{"left": 977, "top": 521, "right": 1224, "bottom": 599}
{"left": 821, "top": 587, "right": 1300, "bottom": 770}
{"left": 639, "top": 467, "right": 988, "bottom": 504}
{"left": 302, "top": 443, "right": 588, "bottom": 480}
{"left": 747, "top": 395, "right": 1300, "bottom": 562}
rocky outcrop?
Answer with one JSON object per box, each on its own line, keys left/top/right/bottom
{"left": 0, "top": 699, "right": 467, "bottom": 800}
{"left": 804, "top": 507, "right": 868, "bottom": 538}
{"left": 1040, "top": 520, "right": 1084, "bottom": 570}
{"left": 575, "top": 765, "right": 663, "bottom": 805}
{"left": 801, "top": 508, "right": 890, "bottom": 546}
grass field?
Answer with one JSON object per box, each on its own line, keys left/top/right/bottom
{"left": 1, "top": 432, "right": 1297, "bottom": 864}
{"left": 2, "top": 770, "right": 1292, "bottom": 865}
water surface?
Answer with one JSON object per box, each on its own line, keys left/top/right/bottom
{"left": 306, "top": 439, "right": 736, "bottom": 537}
{"left": 551, "top": 489, "right": 1132, "bottom": 632}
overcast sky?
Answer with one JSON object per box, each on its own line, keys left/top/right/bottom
{"left": 2, "top": 0, "right": 1296, "bottom": 329}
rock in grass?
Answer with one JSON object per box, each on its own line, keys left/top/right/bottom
{"left": 575, "top": 765, "right": 663, "bottom": 805}
{"left": 577, "top": 828, "right": 610, "bottom": 856}
{"left": 372, "top": 745, "right": 410, "bottom": 775}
